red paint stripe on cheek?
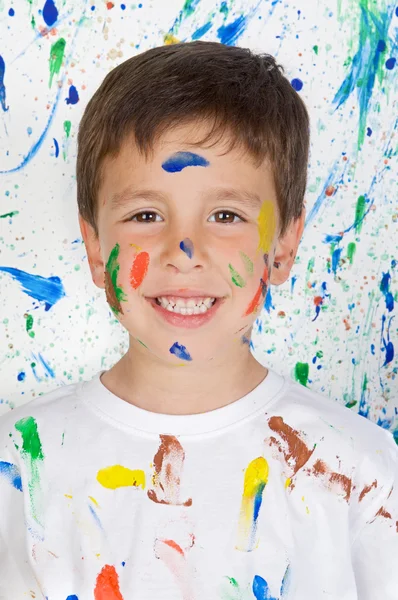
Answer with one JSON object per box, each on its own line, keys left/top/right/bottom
{"left": 243, "top": 263, "right": 269, "bottom": 317}
{"left": 130, "top": 251, "right": 150, "bottom": 289}
{"left": 94, "top": 564, "right": 124, "bottom": 599}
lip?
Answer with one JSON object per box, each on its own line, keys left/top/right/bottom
{"left": 146, "top": 289, "right": 222, "bottom": 299}
{"left": 146, "top": 296, "right": 225, "bottom": 329}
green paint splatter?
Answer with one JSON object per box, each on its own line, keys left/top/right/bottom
{"left": 313, "top": 45, "right": 319, "bottom": 55}
{"left": 63, "top": 120, "right": 71, "bottom": 137}
{"left": 295, "top": 362, "right": 309, "bottom": 387}
{"left": 25, "top": 313, "right": 35, "bottom": 338}
{"left": 347, "top": 242, "right": 356, "bottom": 264}
{"left": 354, "top": 195, "right": 366, "bottom": 233}
{"left": 49, "top": 38, "right": 66, "bottom": 88}
{"left": 0, "top": 210, "right": 19, "bottom": 219}
{"left": 31, "top": 13, "right": 35, "bottom": 28}
{"left": 105, "top": 243, "right": 128, "bottom": 315}
{"left": 239, "top": 251, "right": 253, "bottom": 276}
{"left": 14, "top": 416, "right": 44, "bottom": 525}
{"left": 136, "top": 337, "right": 149, "bottom": 349}
{"left": 228, "top": 264, "right": 246, "bottom": 288}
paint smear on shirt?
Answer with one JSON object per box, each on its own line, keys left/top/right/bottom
{"left": 242, "top": 254, "right": 269, "bottom": 316}
{"left": 236, "top": 457, "right": 269, "bottom": 552}
{"left": 180, "top": 238, "right": 194, "bottom": 259}
{"left": 0, "top": 461, "right": 22, "bottom": 491}
{"left": 14, "top": 416, "right": 44, "bottom": 524}
{"left": 309, "top": 459, "right": 352, "bottom": 502}
{"left": 130, "top": 251, "right": 150, "bottom": 289}
{"left": 256, "top": 201, "right": 276, "bottom": 255}
{"left": 154, "top": 538, "right": 195, "bottom": 600}
{"left": 147, "top": 435, "right": 192, "bottom": 506}
{"left": 267, "top": 416, "right": 315, "bottom": 478}
{"left": 96, "top": 465, "right": 145, "bottom": 490}
{"left": 161, "top": 151, "right": 209, "bottom": 172}
{"left": 94, "top": 564, "right": 124, "bottom": 600}
{"left": 105, "top": 243, "right": 127, "bottom": 315}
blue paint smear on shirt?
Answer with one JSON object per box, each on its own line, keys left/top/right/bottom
{"left": 88, "top": 504, "right": 103, "bottom": 530}
{"left": 180, "top": 238, "right": 194, "bottom": 259}
{"left": 65, "top": 85, "right": 79, "bottom": 105}
{"left": 0, "top": 55, "right": 9, "bottom": 112}
{"left": 43, "top": 0, "right": 58, "bottom": 27}
{"left": 169, "top": 342, "right": 192, "bottom": 361}
{"left": 252, "top": 574, "right": 277, "bottom": 600}
{"left": 0, "top": 461, "right": 23, "bottom": 491}
{"left": 0, "top": 267, "right": 66, "bottom": 310}
{"left": 162, "top": 151, "right": 209, "bottom": 173}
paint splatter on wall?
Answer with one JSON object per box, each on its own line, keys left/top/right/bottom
{"left": 0, "top": 0, "right": 396, "bottom": 442}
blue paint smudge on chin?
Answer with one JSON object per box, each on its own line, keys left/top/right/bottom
{"left": 0, "top": 462, "right": 23, "bottom": 491}
{"left": 169, "top": 342, "right": 192, "bottom": 361}
{"left": 180, "top": 238, "right": 194, "bottom": 259}
{"left": 53, "top": 137, "right": 59, "bottom": 158}
{"left": 65, "top": 85, "right": 79, "bottom": 105}
{"left": 0, "top": 55, "right": 9, "bottom": 112}
{"left": 0, "top": 267, "right": 66, "bottom": 310}
{"left": 43, "top": 0, "right": 58, "bottom": 27}
{"left": 162, "top": 151, "right": 209, "bottom": 173}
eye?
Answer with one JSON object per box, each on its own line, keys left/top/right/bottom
{"left": 209, "top": 211, "right": 246, "bottom": 224}
{"left": 127, "top": 211, "right": 162, "bottom": 223}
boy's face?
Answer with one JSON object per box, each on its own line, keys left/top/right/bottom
{"left": 80, "top": 121, "right": 304, "bottom": 366}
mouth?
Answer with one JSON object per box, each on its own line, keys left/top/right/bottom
{"left": 145, "top": 296, "right": 225, "bottom": 329}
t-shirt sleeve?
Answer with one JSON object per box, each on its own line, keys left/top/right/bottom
{"left": 350, "top": 429, "right": 398, "bottom": 599}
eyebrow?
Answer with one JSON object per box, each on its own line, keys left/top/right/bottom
{"left": 109, "top": 186, "right": 263, "bottom": 211}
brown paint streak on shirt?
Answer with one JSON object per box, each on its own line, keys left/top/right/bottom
{"left": 268, "top": 416, "right": 315, "bottom": 476}
{"left": 147, "top": 435, "right": 192, "bottom": 507}
{"left": 375, "top": 506, "right": 392, "bottom": 520}
{"left": 359, "top": 480, "right": 378, "bottom": 502}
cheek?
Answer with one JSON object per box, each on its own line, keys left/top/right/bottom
{"left": 242, "top": 253, "right": 270, "bottom": 317}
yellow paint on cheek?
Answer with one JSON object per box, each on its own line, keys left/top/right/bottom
{"left": 96, "top": 465, "right": 146, "bottom": 490}
{"left": 256, "top": 200, "right": 276, "bottom": 255}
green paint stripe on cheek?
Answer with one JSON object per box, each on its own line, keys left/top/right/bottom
{"left": 228, "top": 264, "right": 246, "bottom": 288}
{"left": 239, "top": 251, "right": 254, "bottom": 276}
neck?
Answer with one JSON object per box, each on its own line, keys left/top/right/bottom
{"left": 100, "top": 336, "right": 268, "bottom": 416}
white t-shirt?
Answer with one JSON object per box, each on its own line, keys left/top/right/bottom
{"left": 0, "top": 368, "right": 397, "bottom": 600}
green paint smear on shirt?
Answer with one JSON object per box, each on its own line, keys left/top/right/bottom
{"left": 219, "top": 576, "right": 245, "bottom": 600}
{"left": 49, "top": 38, "right": 66, "bottom": 88}
{"left": 14, "top": 416, "right": 44, "bottom": 525}
{"left": 354, "top": 195, "right": 366, "bottom": 234}
{"left": 239, "top": 251, "right": 254, "bottom": 276}
{"left": 228, "top": 264, "right": 246, "bottom": 288}
{"left": 295, "top": 362, "right": 309, "bottom": 387}
{"left": 0, "top": 210, "right": 19, "bottom": 218}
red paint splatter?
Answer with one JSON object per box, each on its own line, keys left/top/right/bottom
{"left": 325, "top": 185, "right": 335, "bottom": 197}
{"left": 163, "top": 539, "right": 185, "bottom": 555}
{"left": 243, "top": 262, "right": 269, "bottom": 316}
{"left": 130, "top": 251, "right": 150, "bottom": 289}
{"left": 94, "top": 564, "right": 124, "bottom": 600}
{"left": 106, "top": 1, "right": 115, "bottom": 9}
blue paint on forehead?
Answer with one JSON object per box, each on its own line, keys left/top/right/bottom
{"left": 162, "top": 151, "right": 209, "bottom": 173}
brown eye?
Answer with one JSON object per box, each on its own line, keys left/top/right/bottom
{"left": 210, "top": 211, "right": 244, "bottom": 224}
{"left": 129, "top": 211, "right": 160, "bottom": 223}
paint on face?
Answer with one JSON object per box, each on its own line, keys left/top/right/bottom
{"left": 169, "top": 342, "right": 192, "bottom": 361}
{"left": 242, "top": 254, "right": 269, "bottom": 317}
{"left": 0, "top": 461, "right": 22, "bottom": 491}
{"left": 94, "top": 564, "right": 124, "bottom": 600}
{"left": 161, "top": 151, "right": 210, "bottom": 173}
{"left": 239, "top": 251, "right": 254, "bottom": 276}
{"left": 97, "top": 465, "right": 145, "bottom": 490}
{"left": 228, "top": 263, "right": 246, "bottom": 288}
{"left": 180, "top": 238, "right": 194, "bottom": 259}
{"left": 14, "top": 416, "right": 44, "bottom": 525}
{"left": 130, "top": 251, "right": 150, "bottom": 289}
{"left": 236, "top": 457, "right": 268, "bottom": 552}
{"left": 105, "top": 243, "right": 127, "bottom": 315}
{"left": 147, "top": 435, "right": 192, "bottom": 506}
{"left": 256, "top": 200, "right": 276, "bottom": 255}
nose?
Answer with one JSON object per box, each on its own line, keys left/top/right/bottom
{"left": 161, "top": 232, "right": 208, "bottom": 273}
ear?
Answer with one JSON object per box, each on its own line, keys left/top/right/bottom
{"left": 78, "top": 214, "right": 106, "bottom": 290}
{"left": 270, "top": 208, "right": 306, "bottom": 286}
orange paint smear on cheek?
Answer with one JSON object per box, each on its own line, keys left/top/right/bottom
{"left": 130, "top": 251, "right": 150, "bottom": 289}
{"left": 242, "top": 262, "right": 269, "bottom": 317}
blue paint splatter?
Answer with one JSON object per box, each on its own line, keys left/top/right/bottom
{"left": 252, "top": 574, "right": 277, "bottom": 600}
{"left": 169, "top": 342, "right": 192, "bottom": 361}
{"left": 263, "top": 287, "right": 274, "bottom": 313}
{"left": 180, "top": 238, "right": 194, "bottom": 259}
{"left": 386, "top": 57, "right": 396, "bottom": 69}
{"left": 33, "top": 353, "right": 55, "bottom": 378}
{"left": 161, "top": 151, "right": 209, "bottom": 173}
{"left": 8, "top": 7, "right": 14, "bottom": 16}
{"left": 381, "top": 314, "right": 394, "bottom": 367}
{"left": 380, "top": 272, "right": 394, "bottom": 311}
{"left": 331, "top": 247, "right": 343, "bottom": 275}
{"left": 43, "top": 0, "right": 58, "bottom": 27}
{"left": 291, "top": 275, "right": 297, "bottom": 294}
{"left": 0, "top": 462, "right": 23, "bottom": 491}
{"left": 0, "top": 267, "right": 66, "bottom": 310}
{"left": 280, "top": 564, "right": 292, "bottom": 596}
{"left": 0, "top": 55, "right": 9, "bottom": 112}
{"left": 192, "top": 21, "right": 212, "bottom": 40}
{"left": 53, "top": 137, "right": 59, "bottom": 158}
{"left": 88, "top": 504, "right": 103, "bottom": 530}
{"left": 291, "top": 78, "right": 303, "bottom": 91}
{"left": 66, "top": 596, "right": 79, "bottom": 600}
{"left": 65, "top": 85, "right": 79, "bottom": 105}
{"left": 17, "top": 371, "right": 26, "bottom": 381}
{"left": 217, "top": 14, "right": 247, "bottom": 45}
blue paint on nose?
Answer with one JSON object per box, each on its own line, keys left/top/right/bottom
{"left": 180, "top": 238, "right": 194, "bottom": 259}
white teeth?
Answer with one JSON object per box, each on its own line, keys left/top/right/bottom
{"left": 156, "top": 296, "right": 216, "bottom": 314}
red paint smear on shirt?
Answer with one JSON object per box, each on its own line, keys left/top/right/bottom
{"left": 94, "top": 564, "right": 124, "bottom": 600}
{"left": 130, "top": 251, "right": 150, "bottom": 289}
{"left": 163, "top": 539, "right": 185, "bottom": 555}
{"left": 243, "top": 262, "right": 268, "bottom": 316}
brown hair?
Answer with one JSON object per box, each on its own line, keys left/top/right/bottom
{"left": 77, "top": 40, "right": 310, "bottom": 238}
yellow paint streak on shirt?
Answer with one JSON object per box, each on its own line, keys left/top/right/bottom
{"left": 89, "top": 495, "right": 99, "bottom": 507}
{"left": 285, "top": 477, "right": 291, "bottom": 488}
{"left": 97, "top": 465, "right": 146, "bottom": 490}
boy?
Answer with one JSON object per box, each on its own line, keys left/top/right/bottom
{"left": 0, "top": 41, "right": 397, "bottom": 599}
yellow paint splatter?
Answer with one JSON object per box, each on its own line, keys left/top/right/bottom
{"left": 236, "top": 457, "right": 269, "bottom": 552}
{"left": 164, "top": 33, "right": 180, "bottom": 44}
{"left": 64, "top": 493, "right": 73, "bottom": 499}
{"left": 89, "top": 495, "right": 99, "bottom": 506}
{"left": 285, "top": 477, "right": 291, "bottom": 488}
{"left": 130, "top": 243, "right": 142, "bottom": 253}
{"left": 256, "top": 200, "right": 276, "bottom": 255}
{"left": 97, "top": 465, "right": 146, "bottom": 490}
